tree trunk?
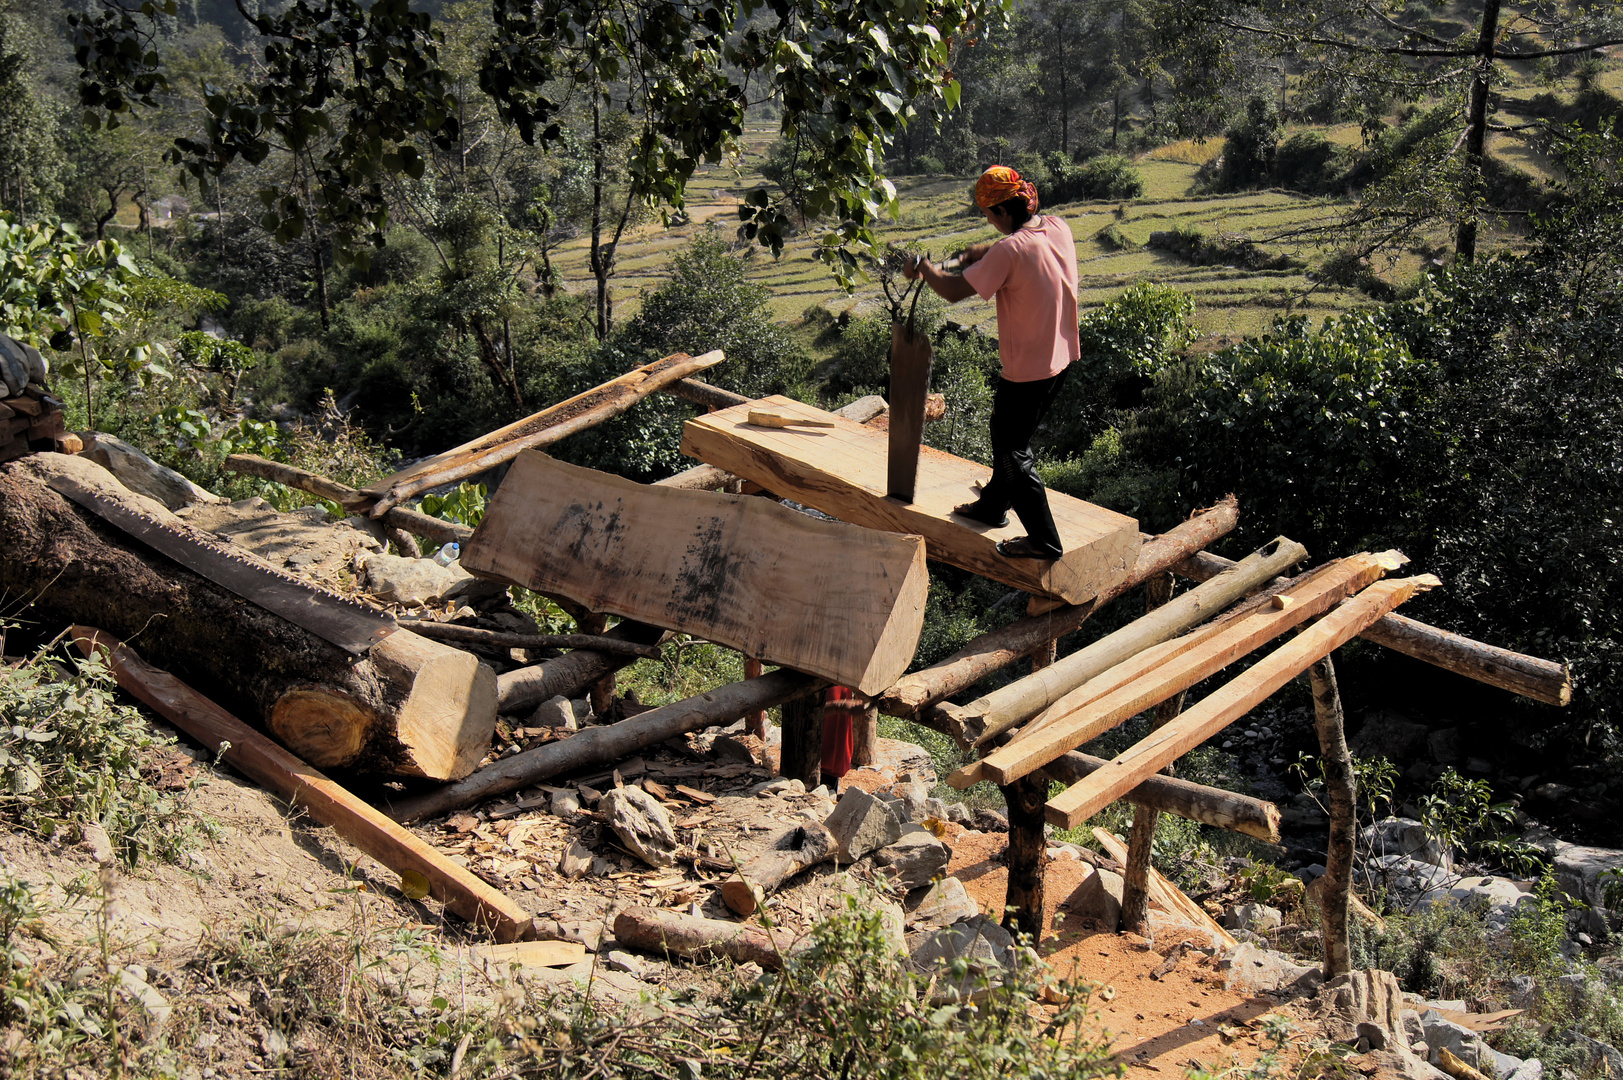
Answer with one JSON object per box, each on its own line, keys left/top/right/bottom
{"left": 0, "top": 456, "right": 496, "bottom": 781}
{"left": 1311, "top": 654, "right": 1355, "bottom": 979}
{"left": 612, "top": 906, "right": 801, "bottom": 970}
{"left": 1456, "top": 0, "right": 1503, "bottom": 262}
{"left": 1001, "top": 773, "right": 1048, "bottom": 941}
{"left": 720, "top": 821, "right": 835, "bottom": 916}
{"left": 495, "top": 621, "right": 667, "bottom": 713}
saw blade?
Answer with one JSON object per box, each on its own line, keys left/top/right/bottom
{"left": 51, "top": 478, "right": 397, "bottom": 655}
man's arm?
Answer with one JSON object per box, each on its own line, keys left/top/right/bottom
{"left": 902, "top": 256, "right": 977, "bottom": 302}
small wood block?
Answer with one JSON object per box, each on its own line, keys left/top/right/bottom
{"left": 473, "top": 940, "right": 586, "bottom": 968}
{"left": 1270, "top": 594, "right": 1295, "bottom": 610}
{"left": 5, "top": 395, "right": 42, "bottom": 417}
{"left": 28, "top": 413, "right": 64, "bottom": 438}
{"left": 54, "top": 433, "right": 84, "bottom": 455}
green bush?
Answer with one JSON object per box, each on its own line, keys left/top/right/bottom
{"left": 1273, "top": 131, "right": 1341, "bottom": 193}
{"left": 1213, "top": 96, "right": 1282, "bottom": 191}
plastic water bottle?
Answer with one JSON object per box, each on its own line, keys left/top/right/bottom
{"left": 432, "top": 542, "right": 460, "bottom": 566}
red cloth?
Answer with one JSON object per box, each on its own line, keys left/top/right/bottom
{"left": 820, "top": 686, "right": 855, "bottom": 778}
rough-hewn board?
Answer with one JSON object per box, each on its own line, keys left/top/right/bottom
{"left": 71, "top": 627, "right": 532, "bottom": 943}
{"left": 680, "top": 395, "right": 1139, "bottom": 604}
{"left": 1046, "top": 575, "right": 1437, "bottom": 829}
{"left": 363, "top": 350, "right": 724, "bottom": 514}
{"left": 461, "top": 451, "right": 927, "bottom": 695}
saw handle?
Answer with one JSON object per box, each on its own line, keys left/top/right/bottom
{"left": 746, "top": 410, "right": 835, "bottom": 429}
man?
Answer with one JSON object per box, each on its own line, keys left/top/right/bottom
{"left": 902, "top": 165, "right": 1079, "bottom": 559}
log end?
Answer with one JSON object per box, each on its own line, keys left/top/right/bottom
{"left": 721, "top": 875, "right": 764, "bottom": 916}
{"left": 271, "top": 687, "right": 373, "bottom": 768}
{"left": 386, "top": 640, "right": 500, "bottom": 782}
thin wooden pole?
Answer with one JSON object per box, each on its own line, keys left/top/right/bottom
{"left": 1311, "top": 654, "right": 1354, "bottom": 978}
{"left": 1122, "top": 572, "right": 1184, "bottom": 935}
{"left": 999, "top": 634, "right": 1060, "bottom": 939}
{"left": 578, "top": 611, "right": 616, "bottom": 717}
{"left": 780, "top": 690, "right": 823, "bottom": 788}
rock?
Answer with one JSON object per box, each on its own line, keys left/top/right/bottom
{"left": 886, "top": 780, "right": 929, "bottom": 820}
{"left": 1363, "top": 854, "right": 1452, "bottom": 904}
{"left": 1563, "top": 1031, "right": 1623, "bottom": 1078}
{"left": 530, "top": 695, "right": 577, "bottom": 731}
{"left": 1427, "top": 728, "right": 1461, "bottom": 764}
{"left": 602, "top": 787, "right": 679, "bottom": 868}
{"left": 590, "top": 856, "right": 614, "bottom": 877}
{"left": 360, "top": 552, "right": 502, "bottom": 606}
{"left": 551, "top": 789, "right": 581, "bottom": 818}
{"left": 823, "top": 787, "right": 902, "bottom": 863}
{"left": 1357, "top": 1022, "right": 1389, "bottom": 1051}
{"left": 1219, "top": 942, "right": 1322, "bottom": 996}
{"left": 569, "top": 698, "right": 593, "bottom": 724}
{"left": 909, "top": 877, "right": 979, "bottom": 928}
{"left": 924, "top": 797, "right": 951, "bottom": 821}
{"left": 1504, "top": 1059, "right": 1543, "bottom": 1080}
{"left": 558, "top": 840, "right": 592, "bottom": 878}
{"left": 1419, "top": 874, "right": 1532, "bottom": 916}
{"left": 1490, "top": 1050, "right": 1526, "bottom": 1079}
{"left": 1320, "top": 969, "right": 1406, "bottom": 1050}
{"left": 1065, "top": 867, "right": 1124, "bottom": 931}
{"left": 1505, "top": 974, "right": 1538, "bottom": 1010}
{"left": 712, "top": 733, "right": 760, "bottom": 764}
{"left": 1368, "top": 1047, "right": 1450, "bottom": 1080}
{"left": 910, "top": 915, "right": 1020, "bottom": 1002}
{"left": 974, "top": 808, "right": 1008, "bottom": 832}
{"left": 874, "top": 899, "right": 908, "bottom": 956}
{"left": 749, "top": 778, "right": 805, "bottom": 797}
{"left": 1362, "top": 817, "right": 1450, "bottom": 869}
{"left": 1420, "top": 1011, "right": 1493, "bottom": 1071}
{"left": 341, "top": 515, "right": 390, "bottom": 552}
{"left": 1527, "top": 831, "right": 1623, "bottom": 911}
{"left": 946, "top": 803, "right": 973, "bottom": 825}
{"left": 1224, "top": 902, "right": 1284, "bottom": 934}
{"left": 603, "top": 950, "right": 646, "bottom": 977}
{"left": 81, "top": 823, "right": 114, "bottom": 866}
{"left": 872, "top": 828, "right": 951, "bottom": 890}
{"left": 1399, "top": 1009, "right": 1427, "bottom": 1050}
{"left": 80, "top": 433, "right": 221, "bottom": 510}
{"left": 875, "top": 741, "right": 937, "bottom": 785}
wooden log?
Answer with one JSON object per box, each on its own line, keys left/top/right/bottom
{"left": 388, "top": 669, "right": 827, "bottom": 822}
{"left": 960, "top": 537, "right": 1308, "bottom": 748}
{"left": 721, "top": 821, "right": 836, "bottom": 916}
{"left": 654, "top": 396, "right": 895, "bottom": 493}
{"left": 742, "top": 657, "right": 767, "bottom": 739}
{"left": 1038, "top": 750, "right": 1280, "bottom": 842}
{"left": 1001, "top": 773, "right": 1048, "bottom": 941}
{"left": 223, "top": 454, "right": 473, "bottom": 548}
{"left": 398, "top": 620, "right": 661, "bottom": 659}
{"left": 612, "top": 906, "right": 800, "bottom": 970}
{"left": 1121, "top": 572, "right": 1182, "bottom": 936}
{"left": 968, "top": 551, "right": 1406, "bottom": 788}
{"left": 1311, "top": 654, "right": 1355, "bottom": 979}
{"left": 876, "top": 496, "right": 1239, "bottom": 717}
{"left": 1174, "top": 550, "right": 1571, "bottom": 706}
{"left": 364, "top": 350, "right": 726, "bottom": 516}
{"left": 71, "top": 627, "right": 532, "bottom": 942}
{"left": 779, "top": 691, "right": 823, "bottom": 788}
{"left": 0, "top": 455, "right": 496, "bottom": 781}
{"left": 664, "top": 377, "right": 750, "bottom": 411}
{"left": 1092, "top": 829, "right": 1237, "bottom": 950}
{"left": 681, "top": 394, "right": 1140, "bottom": 605}
{"left": 1438, "top": 1048, "right": 1493, "bottom": 1080}
{"left": 1045, "top": 575, "right": 1438, "bottom": 829}
{"left": 851, "top": 702, "right": 879, "bottom": 768}
{"left": 461, "top": 451, "right": 928, "bottom": 696}
{"left": 496, "top": 621, "right": 667, "bottom": 713}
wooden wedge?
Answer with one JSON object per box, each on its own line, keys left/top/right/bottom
{"left": 1046, "top": 575, "right": 1438, "bottom": 829}
{"left": 958, "top": 551, "right": 1407, "bottom": 788}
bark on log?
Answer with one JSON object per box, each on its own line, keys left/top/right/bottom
{"left": 71, "top": 627, "right": 532, "bottom": 942}
{"left": 876, "top": 496, "right": 1239, "bottom": 718}
{"left": 1038, "top": 751, "right": 1280, "bottom": 842}
{"left": 664, "top": 378, "right": 750, "bottom": 412}
{"left": 779, "top": 691, "right": 823, "bottom": 788}
{"left": 223, "top": 454, "right": 472, "bottom": 548}
{"left": 398, "top": 620, "right": 661, "bottom": 659}
{"left": 389, "top": 669, "right": 827, "bottom": 822}
{"left": 612, "top": 906, "right": 801, "bottom": 970}
{"left": 1311, "top": 655, "right": 1355, "bottom": 979}
{"left": 1001, "top": 773, "right": 1048, "bottom": 941}
{"left": 1174, "top": 550, "right": 1571, "bottom": 706}
{"left": 496, "top": 621, "right": 667, "bottom": 713}
{"left": 365, "top": 350, "right": 726, "bottom": 515}
{"left": 960, "top": 536, "right": 1308, "bottom": 747}
{"left": 851, "top": 702, "right": 879, "bottom": 768}
{"left": 721, "top": 821, "right": 836, "bottom": 916}
{"left": 0, "top": 455, "right": 495, "bottom": 780}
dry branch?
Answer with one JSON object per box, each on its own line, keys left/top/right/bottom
{"left": 71, "top": 627, "right": 532, "bottom": 942}
{"left": 399, "top": 620, "right": 661, "bottom": 659}
{"left": 612, "top": 906, "right": 800, "bottom": 970}
{"left": 222, "top": 454, "right": 472, "bottom": 547}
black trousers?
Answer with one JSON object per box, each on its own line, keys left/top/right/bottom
{"left": 971, "top": 367, "right": 1070, "bottom": 556}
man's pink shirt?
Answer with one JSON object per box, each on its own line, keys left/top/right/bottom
{"left": 961, "top": 215, "right": 1080, "bottom": 383}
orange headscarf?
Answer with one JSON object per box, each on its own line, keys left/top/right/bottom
{"left": 975, "top": 165, "right": 1039, "bottom": 214}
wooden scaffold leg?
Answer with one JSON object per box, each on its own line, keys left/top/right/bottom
{"left": 1000, "top": 633, "right": 1061, "bottom": 939}
{"left": 1122, "top": 572, "right": 1186, "bottom": 936}
{"left": 851, "top": 701, "right": 879, "bottom": 768}
{"left": 1311, "top": 654, "right": 1355, "bottom": 979}
{"left": 780, "top": 690, "right": 823, "bottom": 789}
{"left": 744, "top": 657, "right": 766, "bottom": 740}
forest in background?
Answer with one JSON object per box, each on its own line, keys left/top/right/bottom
{"left": 0, "top": 0, "right": 1619, "bottom": 823}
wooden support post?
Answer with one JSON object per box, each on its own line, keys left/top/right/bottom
{"left": 851, "top": 702, "right": 879, "bottom": 768}
{"left": 575, "top": 611, "right": 616, "bottom": 717}
{"left": 1001, "top": 773, "right": 1048, "bottom": 941}
{"left": 1122, "top": 572, "right": 1184, "bottom": 936}
{"left": 780, "top": 690, "right": 823, "bottom": 788}
{"left": 1311, "top": 654, "right": 1355, "bottom": 979}
{"left": 744, "top": 657, "right": 766, "bottom": 739}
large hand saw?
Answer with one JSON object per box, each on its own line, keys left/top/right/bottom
{"left": 50, "top": 476, "right": 397, "bottom": 655}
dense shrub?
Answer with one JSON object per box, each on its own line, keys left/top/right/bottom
{"left": 1273, "top": 131, "right": 1342, "bottom": 193}
{"left": 1213, "top": 96, "right": 1283, "bottom": 190}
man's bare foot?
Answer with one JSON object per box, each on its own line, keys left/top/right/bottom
{"left": 953, "top": 502, "right": 1009, "bottom": 528}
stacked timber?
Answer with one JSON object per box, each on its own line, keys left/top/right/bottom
{"left": 0, "top": 335, "right": 76, "bottom": 461}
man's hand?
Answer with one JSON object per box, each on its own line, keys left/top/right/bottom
{"left": 956, "top": 242, "right": 993, "bottom": 267}
{"left": 902, "top": 254, "right": 925, "bottom": 281}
